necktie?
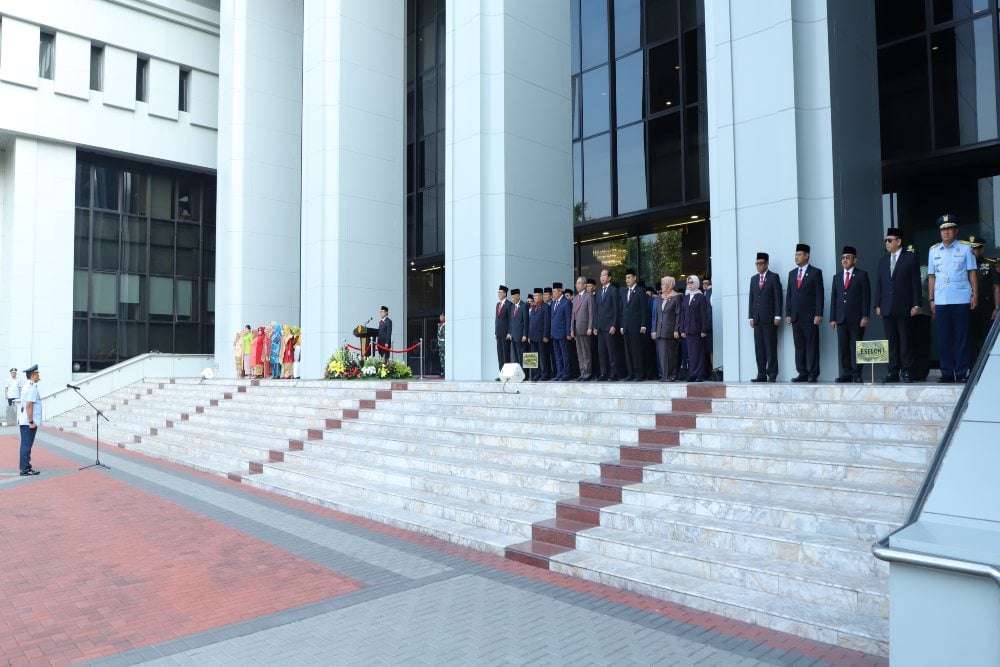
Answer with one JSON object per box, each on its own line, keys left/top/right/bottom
{"left": 890, "top": 253, "right": 897, "bottom": 276}
{"left": 797, "top": 268, "right": 803, "bottom": 288}
{"left": 844, "top": 271, "right": 851, "bottom": 290}
{"left": 513, "top": 304, "right": 518, "bottom": 317}
{"left": 497, "top": 303, "right": 502, "bottom": 316}
{"left": 628, "top": 288, "right": 632, "bottom": 302}
{"left": 759, "top": 273, "right": 764, "bottom": 289}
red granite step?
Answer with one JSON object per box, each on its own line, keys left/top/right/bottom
{"left": 505, "top": 539, "right": 573, "bottom": 569}
{"left": 532, "top": 517, "right": 594, "bottom": 548}
{"left": 556, "top": 496, "right": 619, "bottom": 524}
{"left": 599, "top": 460, "right": 646, "bottom": 482}
{"left": 638, "top": 428, "right": 681, "bottom": 445}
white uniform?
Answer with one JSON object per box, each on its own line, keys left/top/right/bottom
{"left": 17, "top": 381, "right": 42, "bottom": 426}
{"left": 6, "top": 376, "right": 23, "bottom": 401}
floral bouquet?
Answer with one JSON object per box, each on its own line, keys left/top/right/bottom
{"left": 324, "top": 346, "right": 413, "bottom": 380}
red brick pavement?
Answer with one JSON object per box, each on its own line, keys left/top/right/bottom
{"left": 0, "top": 436, "right": 361, "bottom": 666}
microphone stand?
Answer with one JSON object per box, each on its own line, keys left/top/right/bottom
{"left": 68, "top": 384, "right": 111, "bottom": 470}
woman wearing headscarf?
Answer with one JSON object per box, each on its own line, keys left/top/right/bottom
{"left": 270, "top": 323, "right": 283, "bottom": 379}
{"left": 262, "top": 325, "right": 274, "bottom": 378}
{"left": 651, "top": 276, "right": 682, "bottom": 381}
{"left": 232, "top": 330, "right": 245, "bottom": 378}
{"left": 280, "top": 325, "right": 294, "bottom": 379}
{"left": 679, "top": 275, "right": 710, "bottom": 382}
{"left": 252, "top": 326, "right": 266, "bottom": 377}
{"left": 291, "top": 326, "right": 302, "bottom": 379}
{"left": 241, "top": 325, "right": 253, "bottom": 378}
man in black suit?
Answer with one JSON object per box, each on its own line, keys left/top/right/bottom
{"left": 829, "top": 246, "right": 871, "bottom": 383}
{"left": 786, "top": 243, "right": 824, "bottom": 382}
{"left": 377, "top": 306, "right": 392, "bottom": 362}
{"left": 620, "top": 268, "right": 648, "bottom": 381}
{"left": 526, "top": 287, "right": 551, "bottom": 380}
{"left": 594, "top": 268, "right": 621, "bottom": 380}
{"left": 509, "top": 288, "right": 528, "bottom": 366}
{"left": 748, "top": 252, "right": 783, "bottom": 382}
{"left": 875, "top": 228, "right": 921, "bottom": 383}
{"left": 494, "top": 284, "right": 512, "bottom": 374}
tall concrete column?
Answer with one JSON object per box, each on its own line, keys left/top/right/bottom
{"left": 444, "top": 0, "right": 573, "bottom": 380}
{"left": 706, "top": 1, "right": 881, "bottom": 381}
{"left": 0, "top": 138, "right": 75, "bottom": 388}
{"left": 300, "top": 0, "right": 406, "bottom": 378}
{"left": 215, "top": 0, "right": 303, "bottom": 375}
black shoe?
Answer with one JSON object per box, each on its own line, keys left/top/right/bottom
{"left": 956, "top": 375, "right": 968, "bottom": 383}
{"left": 883, "top": 375, "right": 900, "bottom": 384}
{"left": 791, "top": 375, "right": 808, "bottom": 383}
{"left": 808, "top": 377, "right": 819, "bottom": 383}
{"left": 854, "top": 376, "right": 863, "bottom": 383}
{"left": 902, "top": 374, "right": 912, "bottom": 384}
{"left": 937, "top": 376, "right": 954, "bottom": 384}
{"left": 834, "top": 376, "right": 850, "bottom": 383}
{"left": 751, "top": 376, "right": 766, "bottom": 383}
{"left": 20, "top": 468, "right": 40, "bottom": 476}
{"left": 767, "top": 377, "right": 777, "bottom": 383}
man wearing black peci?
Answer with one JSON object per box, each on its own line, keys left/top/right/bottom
{"left": 748, "top": 252, "right": 783, "bottom": 382}
{"left": 786, "top": 243, "right": 824, "bottom": 382}
{"left": 875, "top": 228, "right": 921, "bottom": 383}
{"left": 829, "top": 246, "right": 871, "bottom": 383}
{"left": 494, "top": 284, "right": 512, "bottom": 376}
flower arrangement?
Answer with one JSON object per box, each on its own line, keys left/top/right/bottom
{"left": 324, "top": 346, "right": 413, "bottom": 380}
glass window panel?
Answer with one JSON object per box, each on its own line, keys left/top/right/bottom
{"left": 581, "top": 0, "right": 609, "bottom": 70}
{"left": 931, "top": 18, "right": 998, "bottom": 148}
{"left": 39, "top": 32, "right": 54, "bottom": 79}
{"left": 73, "top": 269, "right": 89, "bottom": 316}
{"left": 175, "top": 324, "right": 199, "bottom": 353}
{"left": 205, "top": 280, "right": 215, "bottom": 316}
{"left": 91, "top": 272, "right": 117, "bottom": 316}
{"left": 878, "top": 37, "right": 931, "bottom": 159}
{"left": 437, "top": 13, "right": 445, "bottom": 67}
{"left": 92, "top": 212, "right": 120, "bottom": 271}
{"left": 583, "top": 133, "right": 612, "bottom": 220}
{"left": 177, "top": 279, "right": 196, "bottom": 321}
{"left": 437, "top": 131, "right": 445, "bottom": 187}
{"left": 683, "top": 26, "right": 706, "bottom": 104}
{"left": 177, "top": 180, "right": 199, "bottom": 220}
{"left": 75, "top": 209, "right": 90, "bottom": 268}
{"left": 176, "top": 224, "right": 200, "bottom": 276}
{"left": 73, "top": 320, "right": 88, "bottom": 368}
{"left": 419, "top": 18, "right": 437, "bottom": 72}
{"left": 420, "top": 70, "right": 437, "bottom": 136}
{"left": 571, "top": 0, "right": 581, "bottom": 74}
{"left": 76, "top": 162, "right": 91, "bottom": 208}
{"left": 582, "top": 65, "right": 610, "bottom": 136}
{"left": 149, "top": 276, "right": 174, "bottom": 318}
{"left": 572, "top": 75, "right": 582, "bottom": 138}
{"left": 119, "top": 274, "right": 146, "bottom": 319}
{"left": 407, "top": 29, "right": 416, "bottom": 84}
{"left": 616, "top": 123, "right": 648, "bottom": 214}
{"left": 616, "top": 52, "right": 644, "bottom": 126}
{"left": 420, "top": 187, "right": 440, "bottom": 256}
{"left": 649, "top": 40, "right": 681, "bottom": 113}
{"left": 202, "top": 222, "right": 216, "bottom": 276}
{"left": 648, "top": 112, "right": 683, "bottom": 206}
{"left": 89, "top": 320, "right": 117, "bottom": 362}
{"left": 121, "top": 322, "right": 148, "bottom": 358}
{"left": 150, "top": 174, "right": 172, "bottom": 219}
{"left": 614, "top": 0, "right": 641, "bottom": 57}
{"left": 136, "top": 57, "right": 148, "bottom": 102}
{"left": 681, "top": 0, "right": 703, "bottom": 30}
{"left": 149, "top": 323, "right": 172, "bottom": 352}
{"left": 933, "top": 0, "right": 990, "bottom": 24}
{"left": 90, "top": 45, "right": 103, "bottom": 91}
{"left": 646, "top": 0, "right": 679, "bottom": 44}
{"left": 407, "top": 88, "right": 415, "bottom": 145}
{"left": 150, "top": 220, "right": 175, "bottom": 274}
{"left": 639, "top": 229, "right": 684, "bottom": 285}
{"left": 685, "top": 105, "right": 708, "bottom": 201}
{"left": 93, "top": 165, "right": 120, "bottom": 210}
{"left": 122, "top": 215, "right": 148, "bottom": 273}
{"left": 875, "top": 0, "right": 926, "bottom": 44}
{"left": 419, "top": 137, "right": 436, "bottom": 188}
{"left": 124, "top": 171, "right": 146, "bottom": 215}
{"left": 573, "top": 142, "right": 583, "bottom": 221}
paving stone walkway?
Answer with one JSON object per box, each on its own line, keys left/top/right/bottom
{"left": 0, "top": 428, "right": 886, "bottom": 666}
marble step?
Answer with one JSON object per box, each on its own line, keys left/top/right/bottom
{"left": 720, "top": 383, "right": 960, "bottom": 403}
{"left": 329, "top": 418, "right": 625, "bottom": 457}
{"left": 656, "top": 447, "right": 925, "bottom": 488}
{"left": 304, "top": 432, "right": 612, "bottom": 474}
{"left": 701, "top": 398, "right": 953, "bottom": 422}
{"left": 549, "top": 549, "right": 886, "bottom": 656}
{"left": 387, "top": 390, "right": 676, "bottom": 413}
{"left": 253, "top": 462, "right": 551, "bottom": 538}
{"left": 238, "top": 474, "right": 520, "bottom": 556}
{"left": 160, "top": 421, "right": 308, "bottom": 450}
{"left": 344, "top": 409, "right": 641, "bottom": 442}
{"left": 171, "top": 411, "right": 334, "bottom": 439}
{"left": 676, "top": 429, "right": 937, "bottom": 465}
{"left": 572, "top": 525, "right": 886, "bottom": 615}
{"left": 598, "top": 503, "right": 886, "bottom": 578}
{"left": 641, "top": 465, "right": 912, "bottom": 515}
{"left": 619, "top": 483, "right": 904, "bottom": 542}
{"left": 369, "top": 398, "right": 659, "bottom": 427}
{"left": 129, "top": 433, "right": 253, "bottom": 474}
{"left": 680, "top": 413, "right": 943, "bottom": 442}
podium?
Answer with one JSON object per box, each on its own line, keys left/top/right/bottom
{"left": 353, "top": 324, "right": 380, "bottom": 357}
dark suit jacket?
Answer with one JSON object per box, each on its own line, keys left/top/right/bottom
{"left": 495, "top": 300, "right": 512, "bottom": 338}
{"left": 620, "top": 285, "right": 648, "bottom": 332}
{"left": 550, "top": 296, "right": 571, "bottom": 338}
{"left": 786, "top": 265, "right": 824, "bottom": 322}
{"left": 830, "top": 268, "right": 871, "bottom": 324}
{"left": 875, "top": 251, "right": 921, "bottom": 317}
{"left": 679, "top": 292, "right": 710, "bottom": 335}
{"left": 527, "top": 303, "right": 550, "bottom": 343}
{"left": 594, "top": 284, "right": 620, "bottom": 330}
{"left": 378, "top": 317, "right": 392, "bottom": 346}
{"left": 509, "top": 301, "right": 528, "bottom": 340}
{"left": 748, "top": 270, "right": 783, "bottom": 322}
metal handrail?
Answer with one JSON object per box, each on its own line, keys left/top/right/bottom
{"left": 873, "top": 313, "right": 1000, "bottom": 585}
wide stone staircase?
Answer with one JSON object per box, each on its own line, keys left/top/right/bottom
{"left": 49, "top": 377, "right": 961, "bottom": 656}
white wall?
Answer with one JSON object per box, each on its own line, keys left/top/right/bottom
{"left": 299, "top": 0, "right": 406, "bottom": 378}
{"left": 214, "top": 0, "right": 303, "bottom": 374}
{"left": 444, "top": 0, "right": 573, "bottom": 380}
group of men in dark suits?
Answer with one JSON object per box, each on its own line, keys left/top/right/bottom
{"left": 495, "top": 266, "right": 714, "bottom": 382}
{"left": 749, "top": 230, "right": 924, "bottom": 383}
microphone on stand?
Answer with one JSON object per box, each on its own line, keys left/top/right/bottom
{"left": 67, "top": 383, "right": 82, "bottom": 390}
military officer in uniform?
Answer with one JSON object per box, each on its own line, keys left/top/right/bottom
{"left": 969, "top": 237, "right": 995, "bottom": 366}
{"left": 928, "top": 214, "right": 978, "bottom": 383}
{"left": 17, "top": 365, "right": 42, "bottom": 475}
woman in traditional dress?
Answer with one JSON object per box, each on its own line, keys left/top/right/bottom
{"left": 241, "top": 325, "right": 253, "bottom": 378}
{"left": 252, "top": 326, "right": 266, "bottom": 377}
{"left": 280, "top": 325, "right": 294, "bottom": 379}
{"left": 651, "top": 277, "right": 682, "bottom": 381}
{"left": 262, "top": 324, "right": 274, "bottom": 378}
{"left": 292, "top": 326, "right": 302, "bottom": 379}
{"left": 270, "top": 324, "right": 283, "bottom": 379}
{"left": 232, "top": 330, "right": 245, "bottom": 377}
